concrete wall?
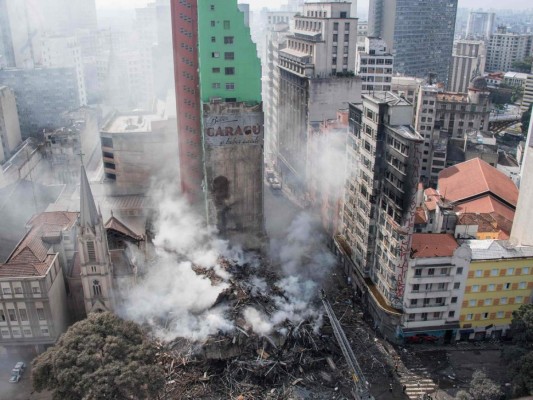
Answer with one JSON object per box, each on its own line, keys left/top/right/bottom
{"left": 308, "top": 77, "right": 361, "bottom": 122}
{"left": 0, "top": 86, "right": 22, "bottom": 162}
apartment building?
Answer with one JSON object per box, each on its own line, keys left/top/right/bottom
{"left": 460, "top": 240, "right": 533, "bottom": 340}
{"left": 486, "top": 26, "right": 533, "bottom": 73}
{"left": 448, "top": 40, "right": 486, "bottom": 93}
{"left": 402, "top": 234, "right": 471, "bottom": 343}
{"left": 275, "top": 2, "right": 360, "bottom": 196}
{"left": 356, "top": 37, "right": 393, "bottom": 92}
{"left": 336, "top": 92, "right": 423, "bottom": 340}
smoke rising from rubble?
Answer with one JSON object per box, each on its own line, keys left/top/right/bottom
{"left": 243, "top": 213, "right": 335, "bottom": 336}
{"left": 121, "top": 185, "right": 237, "bottom": 341}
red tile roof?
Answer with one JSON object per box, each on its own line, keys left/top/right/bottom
{"left": 454, "top": 195, "right": 515, "bottom": 222}
{"left": 411, "top": 233, "right": 458, "bottom": 258}
{"left": 438, "top": 158, "right": 518, "bottom": 207}
{"left": 414, "top": 207, "right": 427, "bottom": 224}
{"left": 0, "top": 212, "right": 78, "bottom": 278}
{"left": 105, "top": 216, "right": 143, "bottom": 241}
{"left": 424, "top": 188, "right": 440, "bottom": 211}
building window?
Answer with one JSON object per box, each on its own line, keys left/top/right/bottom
{"left": 23, "top": 328, "right": 32, "bottom": 336}
{"left": 438, "top": 283, "right": 446, "bottom": 290}
{"left": 19, "top": 309, "right": 28, "bottom": 321}
{"left": 333, "top": 34, "right": 338, "bottom": 42}
{"left": 440, "top": 268, "right": 447, "bottom": 275}
{"left": 415, "top": 269, "right": 422, "bottom": 276}
{"left": 408, "top": 313, "right": 415, "bottom": 320}
{"left": 225, "top": 83, "right": 235, "bottom": 90}
{"left": 41, "top": 328, "right": 50, "bottom": 336}
{"left": 451, "top": 297, "right": 457, "bottom": 303}
{"left": 428, "top": 268, "right": 435, "bottom": 276}
{"left": 475, "top": 269, "right": 482, "bottom": 277}
{"left": 488, "top": 284, "right": 495, "bottom": 291}
{"left": 522, "top": 267, "right": 529, "bottom": 274}
{"left": 225, "top": 67, "right": 235, "bottom": 75}
{"left": 519, "top": 282, "right": 526, "bottom": 289}
{"left": 449, "top": 311, "right": 455, "bottom": 318}
{"left": 472, "top": 285, "right": 480, "bottom": 292}
{"left": 333, "top": 22, "right": 339, "bottom": 31}
{"left": 345, "top": 22, "right": 350, "bottom": 30}
{"left": 14, "top": 287, "right": 22, "bottom": 294}
{"left": 7, "top": 309, "right": 16, "bottom": 322}
{"left": 212, "top": 83, "right": 221, "bottom": 89}
{"left": 410, "top": 299, "right": 417, "bottom": 305}
{"left": 211, "top": 36, "right": 216, "bottom": 43}
{"left": 469, "top": 299, "right": 476, "bottom": 307}
{"left": 433, "top": 312, "right": 441, "bottom": 318}
{"left": 423, "top": 298, "right": 430, "bottom": 305}
{"left": 212, "top": 67, "right": 220, "bottom": 73}
{"left": 497, "top": 311, "right": 504, "bottom": 318}
{"left": 456, "top": 267, "right": 463, "bottom": 275}
{"left": 482, "top": 313, "right": 489, "bottom": 320}
{"left": 504, "top": 282, "right": 511, "bottom": 290}
{"left": 466, "top": 314, "right": 473, "bottom": 321}
{"left": 86, "top": 241, "right": 96, "bottom": 262}
{"left": 32, "top": 286, "right": 40, "bottom": 294}
{"left": 210, "top": 21, "right": 215, "bottom": 27}
{"left": 516, "top": 296, "right": 524, "bottom": 303}
{"left": 421, "top": 312, "right": 428, "bottom": 320}
{"left": 36, "top": 308, "right": 45, "bottom": 320}
{"left": 454, "top": 282, "right": 460, "bottom": 289}
{"left": 484, "top": 299, "right": 492, "bottom": 306}
{"left": 212, "top": 52, "right": 220, "bottom": 58}
{"left": 507, "top": 268, "right": 514, "bottom": 275}
{"left": 93, "top": 280, "right": 102, "bottom": 296}
{"left": 435, "top": 297, "right": 444, "bottom": 304}
{"left": 210, "top": 4, "right": 215, "bottom": 10}
{"left": 223, "top": 20, "right": 230, "bottom": 29}
{"left": 491, "top": 268, "right": 498, "bottom": 276}
{"left": 224, "top": 52, "right": 234, "bottom": 60}
{"left": 413, "top": 284, "right": 420, "bottom": 291}
{"left": 0, "top": 309, "right": 4, "bottom": 321}
{"left": 2, "top": 288, "right": 11, "bottom": 295}
{"left": 224, "top": 36, "right": 234, "bottom": 44}
{"left": 501, "top": 297, "right": 508, "bottom": 304}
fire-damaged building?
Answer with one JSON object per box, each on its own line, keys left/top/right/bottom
{"left": 172, "top": 0, "right": 264, "bottom": 245}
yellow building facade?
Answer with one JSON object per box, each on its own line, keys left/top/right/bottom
{"left": 459, "top": 240, "right": 533, "bottom": 340}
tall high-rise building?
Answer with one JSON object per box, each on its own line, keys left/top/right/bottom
{"left": 171, "top": 0, "right": 264, "bottom": 242}
{"left": 275, "top": 2, "right": 361, "bottom": 195}
{"left": 448, "top": 40, "right": 486, "bottom": 93}
{"left": 337, "top": 92, "right": 423, "bottom": 338}
{"left": 0, "top": 86, "right": 22, "bottom": 163}
{"left": 355, "top": 36, "right": 393, "bottom": 92}
{"left": 465, "top": 11, "right": 494, "bottom": 40}
{"left": 368, "top": 0, "right": 457, "bottom": 84}
{"left": 0, "top": 0, "right": 35, "bottom": 68}
{"left": 486, "top": 26, "right": 533, "bottom": 72}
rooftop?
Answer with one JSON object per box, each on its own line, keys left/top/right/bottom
{"left": 363, "top": 91, "right": 411, "bottom": 107}
{"left": 454, "top": 195, "right": 515, "bottom": 223}
{"left": 465, "top": 240, "right": 533, "bottom": 260}
{"left": 438, "top": 158, "right": 518, "bottom": 207}
{"left": 411, "top": 233, "right": 459, "bottom": 258}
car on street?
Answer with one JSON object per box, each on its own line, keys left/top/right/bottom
{"left": 13, "top": 362, "right": 26, "bottom": 373}
{"left": 9, "top": 373, "right": 21, "bottom": 383}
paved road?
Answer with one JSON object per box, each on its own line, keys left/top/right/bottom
{"left": 0, "top": 352, "right": 51, "bottom": 400}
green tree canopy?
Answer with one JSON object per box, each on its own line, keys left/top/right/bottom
{"left": 32, "top": 312, "right": 165, "bottom": 400}
{"left": 511, "top": 57, "right": 533, "bottom": 73}
{"left": 468, "top": 370, "right": 502, "bottom": 400}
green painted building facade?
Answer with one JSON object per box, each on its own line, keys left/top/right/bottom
{"left": 197, "top": 0, "right": 261, "bottom": 104}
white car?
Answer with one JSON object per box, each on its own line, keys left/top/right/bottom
{"left": 9, "top": 374, "right": 20, "bottom": 383}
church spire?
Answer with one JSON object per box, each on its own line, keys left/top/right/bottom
{"left": 80, "top": 165, "right": 100, "bottom": 228}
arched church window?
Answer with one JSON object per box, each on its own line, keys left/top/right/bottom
{"left": 93, "top": 280, "right": 102, "bottom": 296}
{"left": 87, "top": 241, "right": 96, "bottom": 262}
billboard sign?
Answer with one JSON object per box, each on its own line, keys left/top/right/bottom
{"left": 203, "top": 112, "right": 264, "bottom": 146}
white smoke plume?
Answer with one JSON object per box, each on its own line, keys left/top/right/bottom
{"left": 244, "top": 212, "right": 335, "bottom": 336}
{"left": 120, "top": 185, "right": 237, "bottom": 341}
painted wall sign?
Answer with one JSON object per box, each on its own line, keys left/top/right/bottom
{"left": 203, "top": 112, "right": 264, "bottom": 146}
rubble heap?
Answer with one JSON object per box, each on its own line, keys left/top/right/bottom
{"left": 153, "top": 257, "right": 397, "bottom": 399}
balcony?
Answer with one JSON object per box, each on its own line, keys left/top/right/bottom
{"left": 406, "top": 290, "right": 451, "bottom": 299}
{"left": 403, "top": 303, "right": 448, "bottom": 313}
{"left": 410, "top": 275, "right": 454, "bottom": 284}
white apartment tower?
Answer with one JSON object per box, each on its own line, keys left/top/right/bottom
{"left": 486, "top": 27, "right": 533, "bottom": 73}
{"left": 276, "top": 2, "right": 361, "bottom": 195}
{"left": 465, "top": 12, "right": 494, "bottom": 41}
{"left": 41, "top": 36, "right": 87, "bottom": 106}
{"left": 356, "top": 36, "right": 393, "bottom": 92}
{"left": 448, "top": 40, "right": 486, "bottom": 93}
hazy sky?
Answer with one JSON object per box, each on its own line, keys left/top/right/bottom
{"left": 95, "top": 0, "right": 531, "bottom": 12}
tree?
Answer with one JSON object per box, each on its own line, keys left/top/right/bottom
{"left": 32, "top": 312, "right": 165, "bottom": 400}
{"left": 509, "top": 351, "right": 533, "bottom": 397}
{"left": 509, "top": 303, "right": 533, "bottom": 346}
{"left": 522, "top": 104, "right": 532, "bottom": 135}
{"left": 468, "top": 370, "right": 502, "bottom": 400}
{"left": 511, "top": 57, "right": 533, "bottom": 73}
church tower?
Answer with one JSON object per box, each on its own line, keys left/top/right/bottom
{"left": 77, "top": 165, "right": 115, "bottom": 313}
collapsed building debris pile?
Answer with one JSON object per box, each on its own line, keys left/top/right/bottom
{"left": 153, "top": 257, "right": 397, "bottom": 399}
